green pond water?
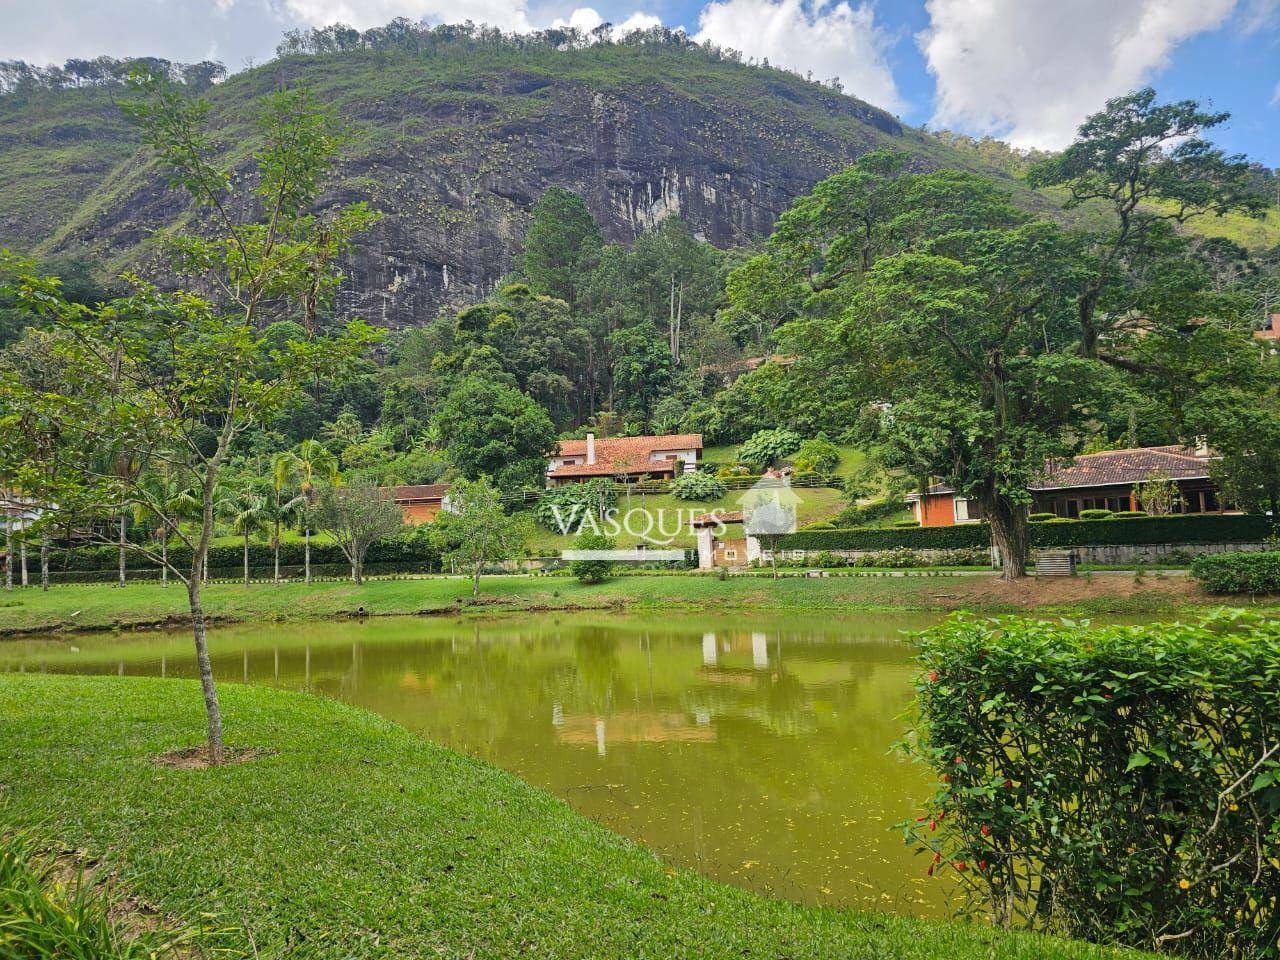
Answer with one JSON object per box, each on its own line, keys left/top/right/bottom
{"left": 0, "top": 611, "right": 959, "bottom": 915}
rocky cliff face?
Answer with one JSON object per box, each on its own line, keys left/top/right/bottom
{"left": 1, "top": 44, "right": 967, "bottom": 328}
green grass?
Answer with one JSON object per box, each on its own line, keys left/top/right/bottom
{"left": 0, "top": 570, "right": 1265, "bottom": 636}
{"left": 698, "top": 444, "right": 867, "bottom": 477}
{"left": 0, "top": 674, "right": 1153, "bottom": 959}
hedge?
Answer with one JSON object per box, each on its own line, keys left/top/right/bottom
{"left": 1191, "top": 550, "right": 1280, "bottom": 594}
{"left": 48, "top": 537, "right": 443, "bottom": 573}
{"left": 779, "top": 514, "right": 1276, "bottom": 552}
{"left": 904, "top": 613, "right": 1280, "bottom": 957}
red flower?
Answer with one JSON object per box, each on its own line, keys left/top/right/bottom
{"left": 981, "top": 825, "right": 991, "bottom": 837}
{"left": 928, "top": 670, "right": 939, "bottom": 683}
{"left": 941, "top": 774, "right": 951, "bottom": 784}
{"left": 954, "top": 860, "right": 967, "bottom": 872}
{"left": 1002, "top": 779, "right": 1013, "bottom": 789}
{"left": 929, "top": 820, "right": 937, "bottom": 832}
{"left": 978, "top": 859, "right": 988, "bottom": 871}
{"left": 927, "top": 863, "right": 935, "bottom": 877}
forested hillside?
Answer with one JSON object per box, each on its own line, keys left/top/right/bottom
{"left": 0, "top": 23, "right": 1102, "bottom": 327}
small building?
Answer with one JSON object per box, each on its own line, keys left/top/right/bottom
{"left": 1254, "top": 313, "right": 1280, "bottom": 343}
{"left": 547, "top": 433, "right": 702, "bottom": 485}
{"left": 384, "top": 483, "right": 451, "bottom": 524}
{"left": 692, "top": 510, "right": 754, "bottom": 569}
{"left": 907, "top": 445, "right": 1224, "bottom": 527}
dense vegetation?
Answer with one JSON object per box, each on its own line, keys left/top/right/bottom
{"left": 906, "top": 614, "right": 1280, "bottom": 957}
{"left": 1191, "top": 550, "right": 1280, "bottom": 594}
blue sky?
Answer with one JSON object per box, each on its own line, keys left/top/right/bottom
{"left": 1, "top": 0, "right": 1277, "bottom": 163}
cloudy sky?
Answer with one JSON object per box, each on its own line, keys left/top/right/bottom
{"left": 2, "top": 0, "right": 1277, "bottom": 162}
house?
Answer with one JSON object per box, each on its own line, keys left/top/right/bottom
{"left": 907, "top": 445, "right": 1224, "bottom": 527}
{"left": 1254, "top": 313, "right": 1280, "bottom": 342}
{"left": 546, "top": 433, "right": 702, "bottom": 485}
{"left": 384, "top": 483, "right": 451, "bottom": 524}
{"left": 693, "top": 510, "right": 751, "bottom": 568}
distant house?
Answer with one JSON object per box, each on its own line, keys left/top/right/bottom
{"left": 546, "top": 433, "right": 702, "bottom": 485}
{"left": 384, "top": 483, "right": 451, "bottom": 524}
{"left": 1254, "top": 313, "right": 1280, "bottom": 343}
{"left": 907, "top": 445, "right": 1224, "bottom": 527}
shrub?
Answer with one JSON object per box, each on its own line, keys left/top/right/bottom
{"left": 804, "top": 520, "right": 835, "bottom": 530}
{"left": 570, "top": 533, "right": 615, "bottom": 584}
{"left": 1111, "top": 510, "right": 1148, "bottom": 518}
{"left": 813, "top": 550, "right": 846, "bottom": 567}
{"left": 853, "top": 547, "right": 923, "bottom": 568}
{"left": 1191, "top": 550, "right": 1280, "bottom": 594}
{"left": 715, "top": 464, "right": 752, "bottom": 480}
{"left": 533, "top": 480, "right": 616, "bottom": 531}
{"left": 669, "top": 471, "right": 727, "bottom": 501}
{"left": 892, "top": 518, "right": 919, "bottom": 528}
{"left": 1028, "top": 512, "right": 1056, "bottom": 522}
{"left": 832, "top": 497, "right": 907, "bottom": 528}
{"left": 791, "top": 437, "right": 841, "bottom": 474}
{"left": 737, "top": 428, "right": 803, "bottom": 470}
{"left": 1078, "top": 508, "right": 1113, "bottom": 520}
{"left": 935, "top": 548, "right": 990, "bottom": 566}
{"left": 904, "top": 613, "right": 1280, "bottom": 956}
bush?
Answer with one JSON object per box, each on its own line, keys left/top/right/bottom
{"left": 905, "top": 614, "right": 1280, "bottom": 956}
{"left": 1078, "top": 508, "right": 1113, "bottom": 520}
{"left": 892, "top": 518, "right": 919, "bottom": 528}
{"left": 791, "top": 437, "right": 841, "bottom": 474}
{"left": 737, "top": 428, "right": 803, "bottom": 470}
{"left": 853, "top": 548, "right": 923, "bottom": 568}
{"left": 668, "top": 471, "right": 727, "bottom": 501}
{"left": 1111, "top": 510, "right": 1148, "bottom": 518}
{"left": 1028, "top": 512, "right": 1056, "bottom": 522}
{"left": 533, "top": 480, "right": 616, "bottom": 531}
{"left": 570, "top": 533, "right": 615, "bottom": 584}
{"left": 1191, "top": 550, "right": 1280, "bottom": 594}
{"left": 804, "top": 520, "right": 835, "bottom": 530}
{"left": 832, "top": 497, "right": 907, "bottom": 528}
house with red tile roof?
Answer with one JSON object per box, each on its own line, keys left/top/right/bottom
{"left": 381, "top": 483, "right": 451, "bottom": 524}
{"left": 907, "top": 445, "right": 1224, "bottom": 527}
{"left": 547, "top": 433, "right": 702, "bottom": 485}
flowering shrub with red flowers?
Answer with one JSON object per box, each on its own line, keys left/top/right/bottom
{"left": 900, "top": 612, "right": 1280, "bottom": 958}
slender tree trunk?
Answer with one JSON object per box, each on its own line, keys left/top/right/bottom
{"left": 19, "top": 537, "right": 27, "bottom": 587}
{"left": 3, "top": 513, "right": 12, "bottom": 592}
{"left": 473, "top": 561, "right": 481, "bottom": 597}
{"left": 188, "top": 577, "right": 224, "bottom": 764}
{"left": 117, "top": 514, "right": 127, "bottom": 588}
{"left": 161, "top": 534, "right": 168, "bottom": 587}
{"left": 243, "top": 532, "right": 250, "bottom": 586}
{"left": 985, "top": 495, "right": 1029, "bottom": 582}
{"left": 40, "top": 538, "right": 49, "bottom": 591}
{"left": 304, "top": 527, "right": 312, "bottom": 583}
{"left": 273, "top": 521, "right": 280, "bottom": 583}
{"left": 352, "top": 556, "right": 363, "bottom": 586}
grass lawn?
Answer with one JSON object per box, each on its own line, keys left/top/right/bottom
{"left": 0, "top": 674, "right": 1152, "bottom": 959}
{"left": 0, "top": 571, "right": 1263, "bottom": 636}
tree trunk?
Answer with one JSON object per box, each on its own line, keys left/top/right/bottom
{"left": 19, "top": 538, "right": 27, "bottom": 587}
{"left": 243, "top": 532, "right": 250, "bottom": 586}
{"left": 3, "top": 514, "right": 11, "bottom": 592}
{"left": 117, "top": 514, "right": 127, "bottom": 588}
{"left": 161, "top": 535, "right": 168, "bottom": 587}
{"left": 985, "top": 495, "right": 1029, "bottom": 582}
{"left": 304, "top": 527, "right": 312, "bottom": 583}
{"left": 351, "top": 555, "right": 361, "bottom": 585}
{"left": 188, "top": 579, "right": 225, "bottom": 765}
{"left": 40, "top": 538, "right": 49, "bottom": 592}
{"left": 473, "top": 562, "right": 481, "bottom": 597}
{"left": 273, "top": 522, "right": 280, "bottom": 583}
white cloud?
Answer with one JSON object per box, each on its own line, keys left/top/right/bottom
{"left": 919, "top": 0, "right": 1236, "bottom": 150}
{"left": 550, "top": 7, "right": 661, "bottom": 34}
{"left": 1240, "top": 0, "right": 1280, "bottom": 32}
{"left": 694, "top": 0, "right": 903, "bottom": 112}
{"left": 279, "top": 0, "right": 533, "bottom": 32}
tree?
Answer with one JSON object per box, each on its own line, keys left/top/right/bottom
{"left": 432, "top": 377, "right": 556, "bottom": 492}
{"left": 738, "top": 428, "right": 804, "bottom": 471}
{"left": 223, "top": 480, "right": 269, "bottom": 585}
{"left": 268, "top": 452, "right": 303, "bottom": 582}
{"left": 313, "top": 482, "right": 403, "bottom": 584}
{"left": 520, "top": 187, "right": 601, "bottom": 307}
{"left": 570, "top": 532, "right": 615, "bottom": 584}
{"left": 1132, "top": 474, "right": 1182, "bottom": 517}
{"left": 0, "top": 76, "right": 378, "bottom": 763}
{"left": 433, "top": 477, "right": 531, "bottom": 596}
{"left": 290, "top": 438, "right": 339, "bottom": 582}
{"left": 1028, "top": 88, "right": 1266, "bottom": 360}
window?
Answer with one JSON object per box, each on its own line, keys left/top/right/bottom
{"left": 954, "top": 498, "right": 984, "bottom": 523}
{"left": 724, "top": 549, "right": 737, "bottom": 561}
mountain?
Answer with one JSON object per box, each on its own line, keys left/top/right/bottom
{"left": 0, "top": 33, "right": 1268, "bottom": 328}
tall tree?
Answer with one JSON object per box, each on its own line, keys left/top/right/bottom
{"left": 0, "top": 76, "right": 377, "bottom": 763}
{"left": 1028, "top": 88, "right": 1266, "bottom": 359}
{"left": 434, "top": 477, "right": 531, "bottom": 596}
{"left": 519, "top": 187, "right": 601, "bottom": 307}
{"left": 313, "top": 481, "right": 402, "bottom": 585}
{"left": 432, "top": 377, "right": 556, "bottom": 492}
{"left": 290, "top": 438, "right": 339, "bottom": 583}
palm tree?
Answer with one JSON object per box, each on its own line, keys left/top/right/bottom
{"left": 134, "top": 461, "right": 184, "bottom": 587}
{"left": 223, "top": 481, "right": 269, "bottom": 586}
{"left": 290, "top": 440, "right": 339, "bottom": 584}
{"left": 269, "top": 452, "right": 303, "bottom": 583}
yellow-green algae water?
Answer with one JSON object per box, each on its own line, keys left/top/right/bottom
{"left": 1, "top": 611, "right": 960, "bottom": 915}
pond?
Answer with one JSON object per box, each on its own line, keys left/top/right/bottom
{"left": 0, "top": 611, "right": 959, "bottom": 915}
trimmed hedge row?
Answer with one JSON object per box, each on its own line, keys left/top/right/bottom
{"left": 51, "top": 537, "right": 443, "bottom": 573}
{"left": 1191, "top": 551, "right": 1280, "bottom": 594}
{"left": 779, "top": 514, "right": 1276, "bottom": 552}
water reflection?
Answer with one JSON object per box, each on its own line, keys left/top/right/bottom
{"left": 0, "top": 612, "right": 953, "bottom": 915}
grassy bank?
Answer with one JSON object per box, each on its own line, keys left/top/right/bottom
{"left": 0, "top": 674, "right": 1150, "bottom": 959}
{"left": 0, "top": 571, "right": 1242, "bottom": 636}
